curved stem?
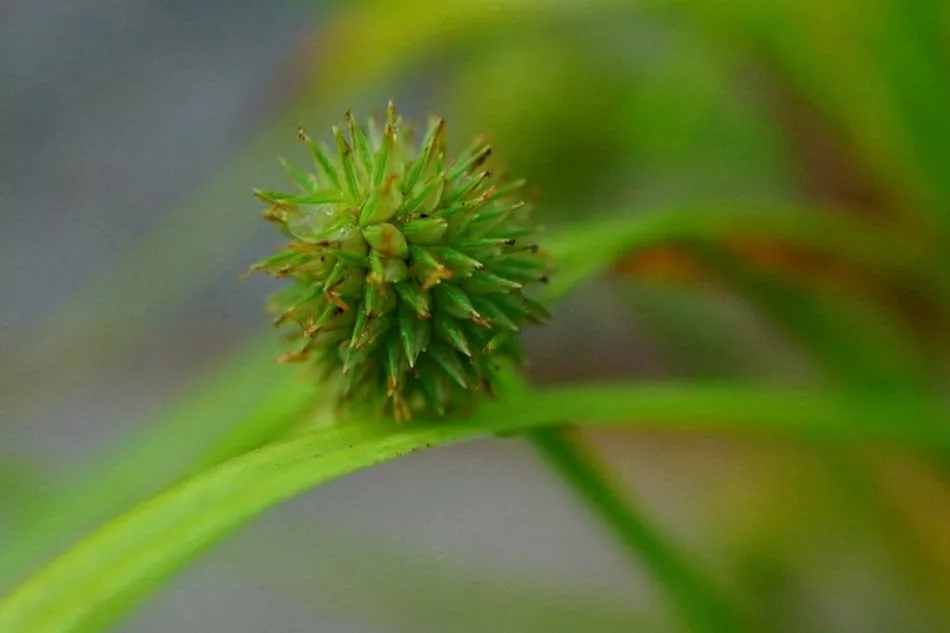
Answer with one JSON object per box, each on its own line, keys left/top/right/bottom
{"left": 527, "top": 426, "right": 748, "bottom": 633}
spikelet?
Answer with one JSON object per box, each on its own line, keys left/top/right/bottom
{"left": 248, "top": 102, "right": 551, "bottom": 421}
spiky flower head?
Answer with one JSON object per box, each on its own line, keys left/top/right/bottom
{"left": 248, "top": 102, "right": 551, "bottom": 421}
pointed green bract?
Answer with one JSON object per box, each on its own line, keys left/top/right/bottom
{"left": 402, "top": 116, "right": 444, "bottom": 195}
{"left": 278, "top": 156, "right": 316, "bottom": 192}
{"left": 363, "top": 278, "right": 383, "bottom": 317}
{"left": 401, "top": 173, "right": 445, "bottom": 218}
{"left": 429, "top": 343, "right": 470, "bottom": 389}
{"left": 462, "top": 270, "right": 523, "bottom": 294}
{"left": 394, "top": 281, "right": 430, "bottom": 318}
{"left": 253, "top": 189, "right": 343, "bottom": 206}
{"left": 436, "top": 246, "right": 484, "bottom": 275}
{"left": 472, "top": 296, "right": 519, "bottom": 331}
{"left": 297, "top": 127, "right": 341, "bottom": 191}
{"left": 397, "top": 303, "right": 417, "bottom": 367}
{"left": 441, "top": 169, "right": 491, "bottom": 206}
{"left": 408, "top": 245, "right": 450, "bottom": 289}
{"left": 367, "top": 251, "right": 385, "bottom": 284}
{"left": 434, "top": 312, "right": 473, "bottom": 357}
{"left": 345, "top": 109, "right": 373, "bottom": 177}
{"left": 333, "top": 125, "right": 362, "bottom": 203}
{"left": 402, "top": 218, "right": 449, "bottom": 245}
{"left": 359, "top": 176, "right": 402, "bottom": 226}
{"left": 371, "top": 118, "right": 393, "bottom": 189}
{"left": 384, "top": 337, "right": 402, "bottom": 396}
{"left": 433, "top": 284, "right": 484, "bottom": 325}
{"left": 381, "top": 257, "right": 408, "bottom": 284}
{"left": 362, "top": 223, "right": 408, "bottom": 258}
{"left": 250, "top": 104, "right": 551, "bottom": 420}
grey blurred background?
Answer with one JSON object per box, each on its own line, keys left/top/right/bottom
{"left": 1, "top": 0, "right": 301, "bottom": 328}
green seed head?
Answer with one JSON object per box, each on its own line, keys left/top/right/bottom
{"left": 249, "top": 102, "right": 551, "bottom": 421}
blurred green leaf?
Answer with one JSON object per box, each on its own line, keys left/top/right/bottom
{"left": 310, "top": 0, "right": 627, "bottom": 93}
{"left": 1, "top": 382, "right": 947, "bottom": 633}
{"left": 544, "top": 204, "right": 942, "bottom": 304}
{"left": 678, "top": 0, "right": 950, "bottom": 231}
{"left": 529, "top": 427, "right": 746, "bottom": 632}
{"left": 690, "top": 244, "right": 931, "bottom": 388}
{"left": 686, "top": 244, "right": 950, "bottom": 624}
{"left": 622, "top": 284, "right": 801, "bottom": 379}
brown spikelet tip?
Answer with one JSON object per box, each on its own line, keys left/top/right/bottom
{"left": 393, "top": 395, "right": 412, "bottom": 422}
{"left": 303, "top": 316, "right": 318, "bottom": 337}
{"left": 326, "top": 291, "right": 350, "bottom": 311}
{"left": 288, "top": 242, "right": 318, "bottom": 254}
{"left": 439, "top": 265, "right": 453, "bottom": 279}
{"left": 277, "top": 351, "right": 308, "bottom": 364}
{"left": 261, "top": 210, "right": 282, "bottom": 223}
{"left": 473, "top": 147, "right": 492, "bottom": 169}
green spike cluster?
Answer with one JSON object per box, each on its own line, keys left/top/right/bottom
{"left": 248, "top": 102, "right": 551, "bottom": 421}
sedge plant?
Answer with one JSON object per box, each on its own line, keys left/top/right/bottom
{"left": 247, "top": 102, "right": 551, "bottom": 421}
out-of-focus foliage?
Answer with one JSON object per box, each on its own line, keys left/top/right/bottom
{"left": 3, "top": 0, "right": 950, "bottom": 632}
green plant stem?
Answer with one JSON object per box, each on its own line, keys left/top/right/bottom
{"left": 526, "top": 426, "right": 748, "bottom": 633}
